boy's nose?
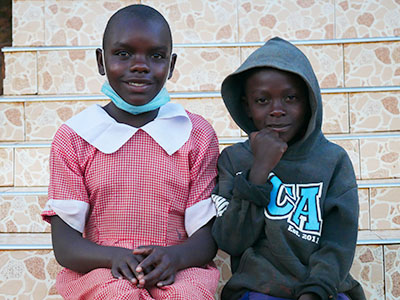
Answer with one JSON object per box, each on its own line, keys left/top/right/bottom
{"left": 130, "top": 55, "right": 150, "bottom": 73}
{"left": 269, "top": 99, "right": 285, "bottom": 117}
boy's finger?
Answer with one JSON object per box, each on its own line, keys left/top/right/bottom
{"left": 249, "top": 131, "right": 259, "bottom": 140}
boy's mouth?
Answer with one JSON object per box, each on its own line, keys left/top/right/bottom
{"left": 128, "top": 82, "right": 147, "bottom": 87}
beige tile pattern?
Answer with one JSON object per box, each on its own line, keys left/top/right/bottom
{"left": 322, "top": 93, "right": 349, "bottom": 134}
{"left": 0, "top": 103, "right": 25, "bottom": 142}
{"left": 173, "top": 98, "right": 241, "bottom": 138}
{"left": 12, "top": 0, "right": 45, "bottom": 46}
{"left": 238, "top": 0, "right": 335, "bottom": 42}
{"left": 44, "top": 0, "right": 138, "bottom": 46}
{"left": 0, "top": 195, "right": 50, "bottom": 233}
{"left": 166, "top": 47, "right": 241, "bottom": 92}
{"left": 0, "top": 149, "right": 14, "bottom": 187}
{"left": 3, "top": 52, "right": 37, "bottom": 95}
{"left": 370, "top": 187, "right": 400, "bottom": 230}
{"left": 240, "top": 44, "right": 344, "bottom": 89}
{"left": 336, "top": 0, "right": 400, "bottom": 38}
{"left": 360, "top": 138, "right": 400, "bottom": 179}
{"left": 37, "top": 50, "right": 102, "bottom": 95}
{"left": 344, "top": 42, "right": 400, "bottom": 87}
{"left": 143, "top": 0, "right": 238, "bottom": 43}
{"left": 332, "top": 139, "right": 361, "bottom": 180}
{"left": 358, "top": 188, "right": 370, "bottom": 230}
{"left": 385, "top": 245, "right": 400, "bottom": 300}
{"left": 25, "top": 101, "right": 107, "bottom": 141}
{"left": 0, "top": 250, "right": 62, "bottom": 299}
{"left": 350, "top": 245, "right": 385, "bottom": 300}
{"left": 350, "top": 92, "right": 400, "bottom": 133}
{"left": 213, "top": 250, "right": 231, "bottom": 300}
{"left": 14, "top": 148, "right": 50, "bottom": 187}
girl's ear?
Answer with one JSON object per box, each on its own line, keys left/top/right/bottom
{"left": 96, "top": 48, "right": 105, "bottom": 76}
{"left": 167, "top": 53, "right": 177, "bottom": 80}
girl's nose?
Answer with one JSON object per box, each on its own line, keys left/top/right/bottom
{"left": 130, "top": 55, "right": 150, "bottom": 73}
{"left": 269, "top": 99, "right": 286, "bottom": 117}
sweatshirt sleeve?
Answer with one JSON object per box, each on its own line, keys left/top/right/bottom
{"left": 212, "top": 148, "right": 272, "bottom": 256}
{"left": 294, "top": 154, "right": 360, "bottom": 300}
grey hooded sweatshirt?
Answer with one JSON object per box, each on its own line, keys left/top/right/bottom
{"left": 212, "top": 37, "right": 365, "bottom": 300}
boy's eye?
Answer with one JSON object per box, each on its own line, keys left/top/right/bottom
{"left": 284, "top": 95, "right": 298, "bottom": 102}
{"left": 151, "top": 53, "right": 165, "bottom": 59}
{"left": 256, "top": 98, "right": 269, "bottom": 104}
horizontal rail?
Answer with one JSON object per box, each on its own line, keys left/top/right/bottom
{"left": 2, "top": 36, "right": 400, "bottom": 52}
{"left": 1, "top": 86, "right": 399, "bottom": 103}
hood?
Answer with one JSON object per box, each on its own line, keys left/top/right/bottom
{"left": 221, "top": 37, "right": 323, "bottom": 159}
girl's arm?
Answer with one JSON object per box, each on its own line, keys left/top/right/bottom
{"left": 51, "top": 216, "right": 143, "bottom": 283}
{"left": 133, "top": 219, "right": 217, "bottom": 288}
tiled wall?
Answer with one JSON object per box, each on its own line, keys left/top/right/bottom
{"left": 1, "top": 0, "right": 399, "bottom": 299}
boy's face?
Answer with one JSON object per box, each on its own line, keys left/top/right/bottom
{"left": 243, "top": 68, "right": 310, "bottom": 144}
{"left": 97, "top": 17, "right": 176, "bottom": 106}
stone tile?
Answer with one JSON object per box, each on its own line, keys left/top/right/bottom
{"left": 322, "top": 93, "right": 349, "bottom": 134}
{"left": 37, "top": 50, "right": 102, "bottom": 95}
{"left": 44, "top": 0, "right": 137, "bottom": 46}
{"left": 143, "top": 0, "right": 238, "bottom": 43}
{"left": 358, "top": 188, "right": 370, "bottom": 230}
{"left": 0, "top": 195, "right": 50, "bottom": 233}
{"left": 332, "top": 139, "right": 361, "bottom": 179}
{"left": 349, "top": 92, "right": 400, "bottom": 133}
{"left": 3, "top": 52, "right": 37, "bottom": 95}
{"left": 344, "top": 42, "right": 400, "bottom": 87}
{"left": 25, "top": 101, "right": 107, "bottom": 141}
{"left": 360, "top": 138, "right": 400, "bottom": 179}
{"left": 15, "top": 148, "right": 50, "bottom": 187}
{"left": 335, "top": 0, "right": 400, "bottom": 38}
{"left": 0, "top": 250, "right": 62, "bottom": 299}
{"left": 0, "top": 102, "right": 25, "bottom": 142}
{"left": 240, "top": 44, "right": 344, "bottom": 89}
{"left": 166, "top": 47, "right": 241, "bottom": 92}
{"left": 173, "top": 98, "right": 241, "bottom": 138}
{"left": 238, "top": 0, "right": 334, "bottom": 42}
{"left": 12, "top": 0, "right": 45, "bottom": 46}
{"left": 370, "top": 187, "right": 400, "bottom": 230}
{"left": 384, "top": 245, "right": 400, "bottom": 300}
{"left": 213, "top": 249, "right": 231, "bottom": 300}
{"left": 0, "top": 149, "right": 13, "bottom": 187}
{"left": 351, "top": 245, "right": 384, "bottom": 300}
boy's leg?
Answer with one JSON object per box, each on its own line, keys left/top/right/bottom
{"left": 149, "top": 265, "right": 219, "bottom": 300}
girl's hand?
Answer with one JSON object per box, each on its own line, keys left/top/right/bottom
{"left": 110, "top": 249, "right": 145, "bottom": 284}
{"left": 133, "top": 246, "right": 180, "bottom": 288}
{"left": 249, "top": 128, "right": 287, "bottom": 185}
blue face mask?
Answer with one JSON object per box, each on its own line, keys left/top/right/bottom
{"left": 101, "top": 81, "right": 170, "bottom": 115}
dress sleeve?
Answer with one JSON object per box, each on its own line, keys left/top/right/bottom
{"left": 294, "top": 153, "right": 360, "bottom": 300}
{"left": 184, "top": 119, "right": 219, "bottom": 237}
{"left": 211, "top": 148, "right": 272, "bottom": 256}
{"left": 41, "top": 125, "right": 90, "bottom": 233}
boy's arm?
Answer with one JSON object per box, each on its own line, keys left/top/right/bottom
{"left": 211, "top": 148, "right": 272, "bottom": 256}
{"left": 294, "top": 155, "right": 360, "bottom": 300}
{"left": 51, "top": 215, "right": 143, "bottom": 283}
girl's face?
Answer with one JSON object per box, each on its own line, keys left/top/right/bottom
{"left": 97, "top": 17, "right": 176, "bottom": 106}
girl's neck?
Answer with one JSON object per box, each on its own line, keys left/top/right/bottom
{"left": 103, "top": 102, "right": 159, "bottom": 128}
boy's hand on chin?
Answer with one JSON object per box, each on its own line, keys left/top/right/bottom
{"left": 248, "top": 128, "right": 287, "bottom": 185}
{"left": 133, "top": 245, "right": 179, "bottom": 288}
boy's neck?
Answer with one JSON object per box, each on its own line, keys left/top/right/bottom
{"left": 102, "top": 102, "right": 159, "bottom": 128}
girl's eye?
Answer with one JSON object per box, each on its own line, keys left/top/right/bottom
{"left": 116, "top": 51, "right": 130, "bottom": 57}
{"left": 151, "top": 53, "right": 165, "bottom": 59}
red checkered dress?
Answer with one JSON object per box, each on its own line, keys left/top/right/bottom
{"left": 42, "top": 111, "right": 220, "bottom": 300}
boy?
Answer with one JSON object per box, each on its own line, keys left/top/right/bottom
{"left": 212, "top": 37, "right": 366, "bottom": 300}
{"left": 42, "top": 4, "right": 219, "bottom": 299}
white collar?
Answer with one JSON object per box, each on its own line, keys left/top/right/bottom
{"left": 65, "top": 102, "right": 192, "bottom": 155}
